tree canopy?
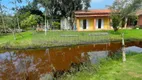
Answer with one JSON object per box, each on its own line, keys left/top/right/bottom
{"left": 110, "top": 0, "right": 142, "bottom": 30}
{"left": 35, "top": 0, "right": 91, "bottom": 18}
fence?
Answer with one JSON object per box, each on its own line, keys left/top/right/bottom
{"left": 32, "top": 31, "right": 110, "bottom": 47}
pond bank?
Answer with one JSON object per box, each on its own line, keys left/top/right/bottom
{"left": 1, "top": 39, "right": 142, "bottom": 50}
{"left": 61, "top": 53, "right": 142, "bottom": 80}
{"left": 0, "top": 40, "right": 142, "bottom": 80}
{"left": 0, "top": 29, "right": 142, "bottom": 50}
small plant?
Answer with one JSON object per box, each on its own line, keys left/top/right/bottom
{"left": 134, "top": 25, "right": 141, "bottom": 29}
{"left": 52, "top": 22, "right": 60, "bottom": 30}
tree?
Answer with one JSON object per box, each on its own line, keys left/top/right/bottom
{"left": 10, "top": 0, "right": 23, "bottom": 30}
{"left": 21, "top": 14, "right": 43, "bottom": 29}
{"left": 18, "top": 1, "right": 43, "bottom": 16}
{"left": 35, "top": 0, "right": 91, "bottom": 29}
{"left": 110, "top": 0, "right": 142, "bottom": 29}
{"left": 0, "top": 0, "right": 6, "bottom": 33}
{"left": 14, "top": 1, "right": 44, "bottom": 30}
{"left": 111, "top": 13, "right": 121, "bottom": 31}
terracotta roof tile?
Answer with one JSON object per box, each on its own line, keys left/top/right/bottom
{"left": 75, "top": 9, "right": 111, "bottom": 17}
{"left": 75, "top": 9, "right": 111, "bottom": 14}
{"left": 75, "top": 14, "right": 110, "bottom": 18}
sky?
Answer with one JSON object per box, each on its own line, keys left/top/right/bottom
{"left": 1, "top": 0, "right": 114, "bottom": 14}
{"left": 90, "top": 0, "right": 115, "bottom": 9}
{"left": 1, "top": 0, "right": 32, "bottom": 15}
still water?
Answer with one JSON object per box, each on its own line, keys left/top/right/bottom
{"left": 0, "top": 41, "right": 142, "bottom": 80}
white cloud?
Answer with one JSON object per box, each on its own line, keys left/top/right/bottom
{"left": 91, "top": 0, "right": 104, "bottom": 3}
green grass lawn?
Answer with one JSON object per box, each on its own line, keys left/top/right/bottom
{"left": 0, "top": 29, "right": 142, "bottom": 49}
{"left": 62, "top": 53, "right": 142, "bottom": 80}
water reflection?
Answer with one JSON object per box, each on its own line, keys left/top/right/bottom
{"left": 125, "top": 46, "right": 142, "bottom": 53}
{"left": 0, "top": 51, "right": 39, "bottom": 80}
{"left": 88, "top": 51, "right": 109, "bottom": 64}
{"left": 0, "top": 41, "right": 142, "bottom": 80}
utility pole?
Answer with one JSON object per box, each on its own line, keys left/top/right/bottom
{"left": 122, "top": 33, "right": 126, "bottom": 62}
{"left": 45, "top": 10, "right": 47, "bottom": 35}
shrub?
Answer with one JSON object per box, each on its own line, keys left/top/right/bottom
{"left": 133, "top": 25, "right": 142, "bottom": 29}
{"left": 52, "top": 22, "right": 60, "bottom": 30}
{"left": 21, "top": 15, "right": 43, "bottom": 29}
{"left": 111, "top": 14, "right": 122, "bottom": 31}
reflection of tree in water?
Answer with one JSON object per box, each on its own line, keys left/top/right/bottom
{"left": 0, "top": 51, "right": 40, "bottom": 80}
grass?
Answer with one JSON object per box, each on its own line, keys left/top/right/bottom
{"left": 0, "top": 29, "right": 142, "bottom": 49}
{"left": 61, "top": 53, "right": 142, "bottom": 80}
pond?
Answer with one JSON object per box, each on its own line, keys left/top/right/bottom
{"left": 0, "top": 41, "right": 142, "bottom": 80}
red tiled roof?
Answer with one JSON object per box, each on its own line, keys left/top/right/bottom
{"left": 75, "top": 9, "right": 111, "bottom": 14}
{"left": 76, "top": 14, "right": 110, "bottom": 17}
{"left": 75, "top": 9, "right": 111, "bottom": 17}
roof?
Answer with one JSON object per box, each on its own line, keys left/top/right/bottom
{"left": 75, "top": 9, "right": 111, "bottom": 18}
{"left": 136, "top": 10, "right": 142, "bottom": 16}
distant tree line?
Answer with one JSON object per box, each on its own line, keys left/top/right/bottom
{"left": 1, "top": 0, "right": 142, "bottom": 32}
{"left": 0, "top": 0, "right": 91, "bottom": 33}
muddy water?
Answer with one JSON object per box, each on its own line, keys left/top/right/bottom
{"left": 0, "top": 41, "right": 142, "bottom": 80}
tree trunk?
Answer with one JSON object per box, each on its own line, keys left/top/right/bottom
{"left": 9, "top": 28, "right": 16, "bottom": 40}
{"left": 16, "top": 16, "right": 21, "bottom": 30}
{"left": 1, "top": 15, "right": 6, "bottom": 33}
{"left": 0, "top": 5, "right": 6, "bottom": 33}
{"left": 124, "top": 17, "right": 128, "bottom": 29}
{"left": 114, "top": 27, "right": 118, "bottom": 32}
{"left": 13, "top": 0, "right": 21, "bottom": 30}
{"left": 70, "top": 13, "right": 75, "bottom": 30}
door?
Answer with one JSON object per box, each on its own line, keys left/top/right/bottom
{"left": 96, "top": 19, "right": 104, "bottom": 29}
{"left": 98, "top": 19, "right": 102, "bottom": 29}
{"left": 83, "top": 19, "right": 87, "bottom": 29}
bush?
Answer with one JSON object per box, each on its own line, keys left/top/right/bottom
{"left": 21, "top": 15, "right": 43, "bottom": 29}
{"left": 111, "top": 14, "right": 121, "bottom": 31}
{"left": 52, "top": 22, "right": 60, "bottom": 30}
{"left": 134, "top": 25, "right": 142, "bottom": 29}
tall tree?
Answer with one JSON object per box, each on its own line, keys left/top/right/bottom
{"left": 17, "top": 2, "right": 44, "bottom": 26}
{"left": 35, "top": 0, "right": 91, "bottom": 29}
{"left": 11, "top": 0, "right": 22, "bottom": 30}
{"left": 0, "top": 0, "right": 6, "bottom": 33}
{"left": 111, "top": 0, "right": 142, "bottom": 29}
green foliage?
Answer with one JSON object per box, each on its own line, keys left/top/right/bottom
{"left": 111, "top": 0, "right": 142, "bottom": 17}
{"left": 21, "top": 15, "right": 43, "bottom": 29}
{"left": 134, "top": 25, "right": 142, "bottom": 29}
{"left": 19, "top": 11, "right": 31, "bottom": 22}
{"left": 61, "top": 53, "right": 142, "bottom": 80}
{"left": 5, "top": 16, "right": 17, "bottom": 28}
{"left": 36, "top": 0, "right": 91, "bottom": 18}
{"left": 0, "top": 29, "right": 142, "bottom": 49}
{"left": 52, "top": 22, "right": 60, "bottom": 29}
{"left": 111, "top": 14, "right": 121, "bottom": 31}
{"left": 0, "top": 14, "right": 16, "bottom": 31}
{"left": 128, "top": 15, "right": 138, "bottom": 26}
{"left": 110, "top": 0, "right": 142, "bottom": 30}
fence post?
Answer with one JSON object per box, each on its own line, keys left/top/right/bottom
{"left": 122, "top": 33, "right": 126, "bottom": 62}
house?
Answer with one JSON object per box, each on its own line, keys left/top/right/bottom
{"left": 138, "top": 15, "right": 142, "bottom": 26}
{"left": 137, "top": 10, "right": 142, "bottom": 27}
{"left": 75, "top": 9, "right": 112, "bottom": 31}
